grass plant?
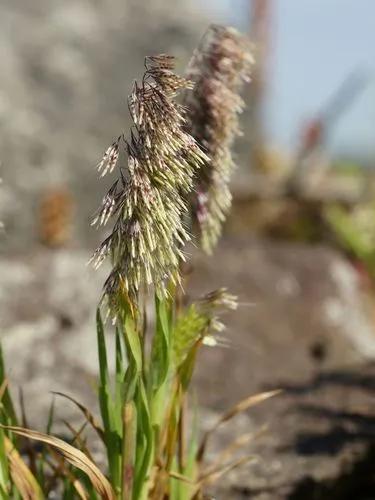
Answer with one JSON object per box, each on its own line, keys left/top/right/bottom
{"left": 0, "top": 25, "right": 279, "bottom": 499}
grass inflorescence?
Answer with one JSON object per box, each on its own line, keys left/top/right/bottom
{"left": 186, "top": 25, "right": 254, "bottom": 253}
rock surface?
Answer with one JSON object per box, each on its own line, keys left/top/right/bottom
{"left": 189, "top": 237, "right": 375, "bottom": 498}
{"left": 1, "top": 238, "right": 375, "bottom": 498}
{"left": 0, "top": 0, "right": 208, "bottom": 253}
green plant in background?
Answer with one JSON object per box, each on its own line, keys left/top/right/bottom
{"left": 0, "top": 25, "right": 278, "bottom": 499}
{"left": 325, "top": 202, "right": 375, "bottom": 280}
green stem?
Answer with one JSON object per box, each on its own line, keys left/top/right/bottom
{"left": 121, "top": 402, "right": 137, "bottom": 500}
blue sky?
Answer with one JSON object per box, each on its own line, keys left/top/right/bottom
{"left": 192, "top": 0, "right": 375, "bottom": 159}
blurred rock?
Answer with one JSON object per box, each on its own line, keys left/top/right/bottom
{"left": 1, "top": 239, "right": 375, "bottom": 497}
{"left": 0, "top": 0, "right": 208, "bottom": 252}
{"left": 191, "top": 237, "right": 375, "bottom": 410}
{"left": 0, "top": 249, "right": 109, "bottom": 427}
{"left": 189, "top": 237, "right": 375, "bottom": 498}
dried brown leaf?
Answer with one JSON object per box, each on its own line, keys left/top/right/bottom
{"left": 52, "top": 391, "right": 105, "bottom": 441}
{"left": 198, "top": 455, "right": 256, "bottom": 486}
{"left": 202, "top": 427, "right": 266, "bottom": 477}
{"left": 197, "top": 389, "right": 281, "bottom": 461}
{"left": 1, "top": 425, "right": 115, "bottom": 500}
{"left": 5, "top": 436, "right": 43, "bottom": 500}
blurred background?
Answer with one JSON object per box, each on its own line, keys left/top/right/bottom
{"left": 1, "top": 1, "right": 375, "bottom": 498}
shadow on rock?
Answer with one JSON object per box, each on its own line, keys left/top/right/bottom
{"left": 278, "top": 364, "right": 375, "bottom": 395}
{"left": 288, "top": 445, "right": 375, "bottom": 500}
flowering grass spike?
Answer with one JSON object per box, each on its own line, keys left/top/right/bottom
{"left": 186, "top": 25, "right": 253, "bottom": 253}
{"left": 92, "top": 55, "right": 209, "bottom": 309}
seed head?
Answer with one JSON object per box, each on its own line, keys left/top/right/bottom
{"left": 199, "top": 287, "right": 238, "bottom": 312}
{"left": 199, "top": 287, "right": 238, "bottom": 346}
{"left": 186, "top": 25, "right": 253, "bottom": 253}
{"left": 91, "top": 55, "right": 208, "bottom": 311}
